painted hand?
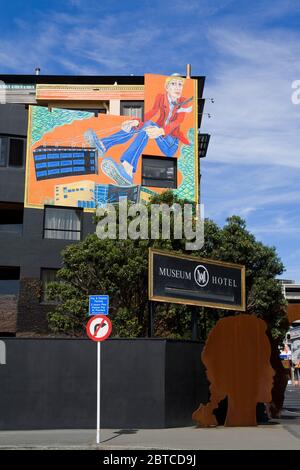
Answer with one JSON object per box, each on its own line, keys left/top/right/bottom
{"left": 145, "top": 126, "right": 165, "bottom": 139}
{"left": 121, "top": 119, "right": 140, "bottom": 133}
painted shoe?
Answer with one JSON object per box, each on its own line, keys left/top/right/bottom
{"left": 84, "top": 129, "right": 106, "bottom": 156}
{"left": 101, "top": 157, "right": 133, "bottom": 186}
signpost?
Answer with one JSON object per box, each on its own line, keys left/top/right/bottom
{"left": 86, "top": 308, "right": 112, "bottom": 445}
{"left": 148, "top": 248, "right": 246, "bottom": 338}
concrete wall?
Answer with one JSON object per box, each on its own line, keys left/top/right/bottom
{"left": 0, "top": 208, "right": 95, "bottom": 276}
{"left": 0, "top": 338, "right": 207, "bottom": 429}
{"left": 0, "top": 104, "right": 27, "bottom": 203}
{"left": 0, "top": 207, "right": 95, "bottom": 334}
{"left": 165, "top": 340, "right": 209, "bottom": 427}
{"left": 0, "top": 104, "right": 28, "bottom": 136}
{"left": 0, "top": 103, "right": 97, "bottom": 334}
{"left": 0, "top": 202, "right": 95, "bottom": 333}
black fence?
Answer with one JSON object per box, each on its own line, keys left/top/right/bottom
{"left": 0, "top": 338, "right": 208, "bottom": 430}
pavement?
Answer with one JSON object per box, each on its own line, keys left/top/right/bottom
{"left": 0, "top": 386, "right": 299, "bottom": 450}
{"left": 0, "top": 424, "right": 300, "bottom": 450}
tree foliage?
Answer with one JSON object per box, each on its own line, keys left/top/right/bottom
{"left": 47, "top": 192, "right": 288, "bottom": 343}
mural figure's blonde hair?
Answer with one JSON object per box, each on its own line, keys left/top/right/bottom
{"left": 165, "top": 75, "right": 185, "bottom": 87}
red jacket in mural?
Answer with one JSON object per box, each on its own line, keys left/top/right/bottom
{"left": 141, "top": 93, "right": 192, "bottom": 145}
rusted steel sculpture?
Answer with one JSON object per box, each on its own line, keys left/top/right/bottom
{"left": 193, "top": 314, "right": 274, "bottom": 427}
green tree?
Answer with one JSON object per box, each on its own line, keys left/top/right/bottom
{"left": 48, "top": 195, "right": 287, "bottom": 342}
{"left": 47, "top": 193, "right": 289, "bottom": 414}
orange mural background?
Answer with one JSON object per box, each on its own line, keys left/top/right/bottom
{"left": 25, "top": 73, "right": 197, "bottom": 209}
{"left": 143, "top": 73, "right": 196, "bottom": 157}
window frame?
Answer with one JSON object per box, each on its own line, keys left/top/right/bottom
{"left": 120, "top": 101, "right": 144, "bottom": 120}
{"left": 141, "top": 155, "right": 177, "bottom": 189}
{"left": 40, "top": 267, "right": 59, "bottom": 304}
{"left": 0, "top": 134, "right": 26, "bottom": 169}
{"left": 0, "top": 202, "right": 24, "bottom": 234}
{"left": 0, "top": 266, "right": 20, "bottom": 297}
{"left": 43, "top": 205, "right": 83, "bottom": 241}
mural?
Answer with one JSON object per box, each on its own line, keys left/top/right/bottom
{"left": 25, "top": 74, "right": 197, "bottom": 210}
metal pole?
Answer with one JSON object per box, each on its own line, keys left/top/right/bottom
{"left": 148, "top": 301, "right": 155, "bottom": 338}
{"left": 191, "top": 308, "right": 198, "bottom": 341}
{"left": 148, "top": 302, "right": 151, "bottom": 338}
{"left": 96, "top": 341, "right": 101, "bottom": 444}
{"left": 291, "top": 365, "right": 295, "bottom": 386}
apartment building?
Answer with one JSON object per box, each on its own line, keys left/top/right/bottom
{"left": 0, "top": 72, "right": 208, "bottom": 335}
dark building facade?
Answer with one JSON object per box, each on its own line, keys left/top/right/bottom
{"left": 0, "top": 74, "right": 207, "bottom": 335}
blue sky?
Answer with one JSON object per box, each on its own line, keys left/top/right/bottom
{"left": 1, "top": 0, "right": 300, "bottom": 281}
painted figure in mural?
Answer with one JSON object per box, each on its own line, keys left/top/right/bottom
{"left": 192, "top": 315, "right": 275, "bottom": 427}
{"left": 84, "top": 75, "right": 193, "bottom": 186}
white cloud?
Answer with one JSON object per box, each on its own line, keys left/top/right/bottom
{"left": 0, "top": 1, "right": 299, "bottom": 279}
{"left": 202, "top": 27, "right": 300, "bottom": 169}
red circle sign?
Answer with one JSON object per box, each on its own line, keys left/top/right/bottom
{"left": 86, "top": 315, "right": 112, "bottom": 342}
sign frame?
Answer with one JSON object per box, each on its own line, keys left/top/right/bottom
{"left": 89, "top": 295, "right": 109, "bottom": 316}
{"left": 86, "top": 315, "right": 112, "bottom": 342}
{"left": 148, "top": 248, "right": 246, "bottom": 311}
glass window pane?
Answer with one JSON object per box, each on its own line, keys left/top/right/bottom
{"left": 41, "top": 268, "right": 58, "bottom": 302}
{"left": 0, "top": 267, "right": 20, "bottom": 295}
{"left": 122, "top": 107, "right": 132, "bottom": 117}
{"left": 142, "top": 156, "right": 176, "bottom": 188}
{"left": 9, "top": 138, "right": 24, "bottom": 167}
{"left": 0, "top": 137, "right": 8, "bottom": 167}
{"left": 142, "top": 178, "right": 176, "bottom": 189}
{"left": 44, "top": 229, "right": 81, "bottom": 240}
{"left": 123, "top": 106, "right": 143, "bottom": 119}
{"left": 0, "top": 203, "right": 23, "bottom": 233}
{"left": 44, "top": 207, "right": 82, "bottom": 240}
{"left": 121, "top": 101, "right": 144, "bottom": 119}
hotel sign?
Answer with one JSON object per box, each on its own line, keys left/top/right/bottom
{"left": 149, "top": 248, "right": 246, "bottom": 311}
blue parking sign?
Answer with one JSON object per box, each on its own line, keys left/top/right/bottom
{"left": 89, "top": 295, "right": 109, "bottom": 316}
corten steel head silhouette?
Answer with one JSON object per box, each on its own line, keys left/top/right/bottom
{"left": 192, "top": 314, "right": 275, "bottom": 427}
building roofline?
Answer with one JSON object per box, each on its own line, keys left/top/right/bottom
{"left": 0, "top": 75, "right": 145, "bottom": 85}
{"left": 0, "top": 74, "right": 205, "bottom": 97}
{"left": 0, "top": 74, "right": 205, "bottom": 84}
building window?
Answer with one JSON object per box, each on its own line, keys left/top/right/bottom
{"left": 0, "top": 136, "right": 25, "bottom": 168}
{"left": 120, "top": 101, "right": 144, "bottom": 119}
{"left": 142, "top": 155, "right": 177, "bottom": 188}
{"left": 43, "top": 206, "right": 82, "bottom": 240}
{"left": 0, "top": 267, "right": 20, "bottom": 296}
{"left": 0, "top": 202, "right": 23, "bottom": 233}
{"left": 40, "top": 268, "right": 59, "bottom": 303}
{"left": 198, "top": 133, "right": 210, "bottom": 158}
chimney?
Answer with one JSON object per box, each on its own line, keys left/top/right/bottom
{"left": 186, "top": 64, "right": 191, "bottom": 79}
{"left": 35, "top": 67, "right": 41, "bottom": 76}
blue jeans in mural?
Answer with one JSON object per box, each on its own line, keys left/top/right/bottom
{"left": 101, "top": 121, "right": 179, "bottom": 173}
